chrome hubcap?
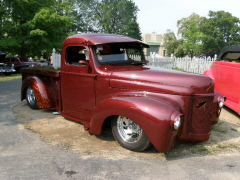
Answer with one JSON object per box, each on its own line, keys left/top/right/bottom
{"left": 27, "top": 87, "right": 35, "bottom": 105}
{"left": 117, "top": 116, "right": 142, "bottom": 143}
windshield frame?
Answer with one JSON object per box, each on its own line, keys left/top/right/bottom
{"left": 92, "top": 42, "right": 147, "bottom": 65}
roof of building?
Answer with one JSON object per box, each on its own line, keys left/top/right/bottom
{"left": 147, "top": 42, "right": 161, "bottom": 46}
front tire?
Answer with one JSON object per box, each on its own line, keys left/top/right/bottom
{"left": 111, "top": 116, "right": 151, "bottom": 152}
{"left": 26, "top": 87, "right": 38, "bottom": 110}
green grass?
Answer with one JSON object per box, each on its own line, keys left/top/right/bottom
{"left": 172, "top": 67, "right": 187, "bottom": 72}
{"left": 0, "top": 74, "right": 21, "bottom": 82}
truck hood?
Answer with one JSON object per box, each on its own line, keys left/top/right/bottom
{"left": 109, "top": 66, "right": 214, "bottom": 95}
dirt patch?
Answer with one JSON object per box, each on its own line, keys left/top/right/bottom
{"left": 13, "top": 101, "right": 240, "bottom": 159}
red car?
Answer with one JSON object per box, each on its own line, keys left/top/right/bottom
{"left": 204, "top": 46, "right": 240, "bottom": 115}
{"left": 3, "top": 57, "right": 40, "bottom": 73}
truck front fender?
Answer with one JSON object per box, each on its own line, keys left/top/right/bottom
{"left": 90, "top": 96, "right": 182, "bottom": 152}
{"left": 21, "top": 76, "right": 55, "bottom": 109}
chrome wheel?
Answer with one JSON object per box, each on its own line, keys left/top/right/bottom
{"left": 117, "top": 116, "right": 143, "bottom": 143}
{"left": 26, "top": 87, "right": 38, "bottom": 109}
{"left": 27, "top": 87, "right": 35, "bottom": 105}
{"left": 111, "top": 116, "right": 151, "bottom": 151}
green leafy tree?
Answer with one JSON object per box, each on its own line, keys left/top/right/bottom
{"left": 0, "top": 0, "right": 55, "bottom": 56}
{"left": 163, "top": 31, "right": 184, "bottom": 57}
{"left": 177, "top": 13, "right": 205, "bottom": 56}
{"left": 54, "top": 0, "right": 90, "bottom": 34}
{"left": 0, "top": 0, "right": 142, "bottom": 57}
{"left": 28, "top": 7, "right": 72, "bottom": 57}
{"left": 0, "top": 0, "right": 72, "bottom": 57}
{"left": 201, "top": 11, "right": 240, "bottom": 56}
{"left": 80, "top": 0, "right": 142, "bottom": 40}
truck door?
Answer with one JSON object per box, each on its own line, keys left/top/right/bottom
{"left": 61, "top": 45, "right": 95, "bottom": 122}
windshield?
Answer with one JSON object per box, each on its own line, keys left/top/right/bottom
{"left": 221, "top": 52, "right": 240, "bottom": 63}
{"left": 94, "top": 43, "right": 146, "bottom": 65}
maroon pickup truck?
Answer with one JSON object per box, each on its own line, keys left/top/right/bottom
{"left": 21, "top": 33, "right": 225, "bottom": 152}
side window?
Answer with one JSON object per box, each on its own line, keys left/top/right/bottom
{"left": 12, "top": 58, "right": 19, "bottom": 62}
{"left": 66, "top": 46, "right": 89, "bottom": 65}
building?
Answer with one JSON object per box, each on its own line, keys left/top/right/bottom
{"left": 142, "top": 32, "right": 166, "bottom": 57}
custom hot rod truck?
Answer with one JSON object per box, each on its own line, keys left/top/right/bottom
{"left": 21, "top": 33, "right": 225, "bottom": 152}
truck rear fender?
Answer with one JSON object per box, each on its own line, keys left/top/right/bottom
{"left": 90, "top": 96, "right": 182, "bottom": 152}
{"left": 21, "top": 76, "right": 55, "bottom": 109}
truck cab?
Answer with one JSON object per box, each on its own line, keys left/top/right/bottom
{"left": 21, "top": 33, "right": 225, "bottom": 152}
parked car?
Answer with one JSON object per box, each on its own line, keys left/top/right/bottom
{"left": 204, "top": 46, "right": 240, "bottom": 115}
{"left": 3, "top": 57, "right": 40, "bottom": 73}
{"left": 37, "top": 60, "right": 49, "bottom": 66}
{"left": 0, "top": 63, "right": 16, "bottom": 76}
{"left": 0, "top": 52, "right": 16, "bottom": 75}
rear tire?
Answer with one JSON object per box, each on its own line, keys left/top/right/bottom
{"left": 111, "top": 116, "right": 151, "bottom": 152}
{"left": 26, "top": 87, "right": 38, "bottom": 110}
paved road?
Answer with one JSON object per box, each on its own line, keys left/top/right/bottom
{"left": 0, "top": 79, "right": 240, "bottom": 180}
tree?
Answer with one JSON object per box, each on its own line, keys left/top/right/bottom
{"left": 79, "top": 0, "right": 142, "bottom": 40}
{"left": 0, "top": 0, "right": 54, "bottom": 56}
{"left": 28, "top": 7, "right": 72, "bottom": 57}
{"left": 163, "top": 31, "right": 184, "bottom": 57}
{"left": 201, "top": 11, "right": 240, "bottom": 56}
{"left": 0, "top": 0, "right": 72, "bottom": 57}
{"left": 0, "top": 0, "right": 142, "bottom": 57}
{"left": 177, "top": 13, "right": 205, "bottom": 56}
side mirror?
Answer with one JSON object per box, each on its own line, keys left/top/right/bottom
{"left": 79, "top": 60, "right": 89, "bottom": 65}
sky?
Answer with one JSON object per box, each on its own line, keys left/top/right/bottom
{"left": 132, "top": 0, "right": 240, "bottom": 35}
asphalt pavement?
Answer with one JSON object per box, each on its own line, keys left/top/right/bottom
{"left": 0, "top": 78, "right": 240, "bottom": 180}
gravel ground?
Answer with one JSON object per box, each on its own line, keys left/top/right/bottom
{"left": 12, "top": 100, "right": 240, "bottom": 159}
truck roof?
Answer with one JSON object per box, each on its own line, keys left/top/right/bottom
{"left": 63, "top": 33, "right": 149, "bottom": 48}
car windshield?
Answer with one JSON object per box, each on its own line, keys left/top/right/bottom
{"left": 221, "top": 52, "right": 240, "bottom": 63}
{"left": 94, "top": 43, "right": 146, "bottom": 65}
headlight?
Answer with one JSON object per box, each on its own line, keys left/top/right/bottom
{"left": 217, "top": 97, "right": 226, "bottom": 115}
{"left": 219, "top": 101, "right": 224, "bottom": 108}
{"left": 218, "top": 97, "right": 226, "bottom": 108}
{"left": 173, "top": 116, "right": 182, "bottom": 130}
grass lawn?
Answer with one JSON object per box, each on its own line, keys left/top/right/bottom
{"left": 0, "top": 74, "right": 21, "bottom": 82}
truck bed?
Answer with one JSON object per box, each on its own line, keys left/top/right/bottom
{"left": 21, "top": 66, "right": 60, "bottom": 77}
{"left": 21, "top": 66, "right": 61, "bottom": 111}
